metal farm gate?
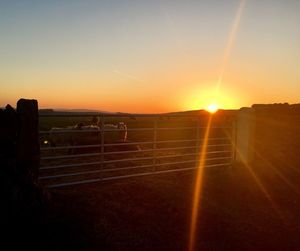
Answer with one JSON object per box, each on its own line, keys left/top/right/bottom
{"left": 38, "top": 113, "right": 235, "bottom": 188}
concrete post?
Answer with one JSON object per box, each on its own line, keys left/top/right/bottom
{"left": 235, "top": 107, "right": 256, "bottom": 165}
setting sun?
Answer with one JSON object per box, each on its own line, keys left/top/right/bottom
{"left": 206, "top": 103, "right": 219, "bottom": 113}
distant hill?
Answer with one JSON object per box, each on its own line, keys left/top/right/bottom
{"left": 38, "top": 108, "right": 239, "bottom": 117}
{"left": 38, "top": 108, "right": 116, "bottom": 115}
{"left": 164, "top": 109, "right": 238, "bottom": 117}
{"left": 54, "top": 108, "right": 110, "bottom": 113}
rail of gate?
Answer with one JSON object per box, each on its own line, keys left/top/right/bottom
{"left": 38, "top": 113, "right": 235, "bottom": 188}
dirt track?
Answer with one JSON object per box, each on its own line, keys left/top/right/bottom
{"left": 33, "top": 163, "right": 300, "bottom": 251}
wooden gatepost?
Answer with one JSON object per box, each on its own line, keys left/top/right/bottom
{"left": 1, "top": 99, "right": 42, "bottom": 229}
{"left": 16, "top": 98, "right": 40, "bottom": 183}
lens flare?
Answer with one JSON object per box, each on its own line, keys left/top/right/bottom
{"left": 188, "top": 115, "right": 213, "bottom": 251}
{"left": 215, "top": 0, "right": 246, "bottom": 94}
{"left": 223, "top": 130, "right": 288, "bottom": 224}
{"left": 188, "top": 1, "right": 247, "bottom": 249}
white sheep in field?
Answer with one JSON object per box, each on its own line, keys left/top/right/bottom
{"left": 103, "top": 122, "right": 127, "bottom": 143}
{"left": 45, "top": 124, "right": 99, "bottom": 151}
{"left": 91, "top": 116, "right": 127, "bottom": 143}
{"left": 44, "top": 121, "right": 127, "bottom": 152}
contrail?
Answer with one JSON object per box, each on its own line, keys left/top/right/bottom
{"left": 216, "top": 0, "right": 246, "bottom": 95}
{"left": 113, "top": 70, "right": 145, "bottom": 83}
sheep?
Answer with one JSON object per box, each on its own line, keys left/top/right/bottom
{"left": 90, "top": 116, "right": 127, "bottom": 142}
{"left": 43, "top": 121, "right": 128, "bottom": 153}
{"left": 103, "top": 122, "right": 127, "bottom": 143}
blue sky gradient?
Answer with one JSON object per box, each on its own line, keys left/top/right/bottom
{"left": 1, "top": 0, "right": 299, "bottom": 112}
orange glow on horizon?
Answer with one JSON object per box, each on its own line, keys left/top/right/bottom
{"left": 181, "top": 82, "right": 238, "bottom": 112}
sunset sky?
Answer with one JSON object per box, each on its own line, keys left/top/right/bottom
{"left": 1, "top": 0, "right": 299, "bottom": 113}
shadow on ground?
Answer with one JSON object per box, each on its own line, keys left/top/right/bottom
{"left": 5, "top": 163, "right": 300, "bottom": 251}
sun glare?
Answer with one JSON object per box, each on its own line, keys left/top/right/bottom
{"left": 206, "top": 103, "right": 218, "bottom": 113}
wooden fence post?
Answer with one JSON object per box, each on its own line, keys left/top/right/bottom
{"left": 16, "top": 99, "right": 40, "bottom": 183}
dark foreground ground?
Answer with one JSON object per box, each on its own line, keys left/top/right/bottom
{"left": 5, "top": 163, "right": 300, "bottom": 251}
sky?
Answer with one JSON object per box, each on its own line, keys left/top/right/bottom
{"left": 0, "top": 0, "right": 299, "bottom": 113}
